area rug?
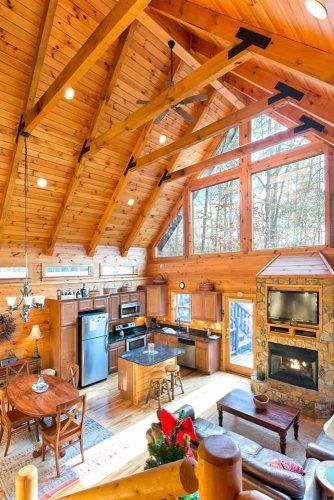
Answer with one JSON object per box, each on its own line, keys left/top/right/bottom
{"left": 0, "top": 415, "right": 117, "bottom": 500}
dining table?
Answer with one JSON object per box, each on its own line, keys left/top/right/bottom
{"left": 6, "top": 373, "right": 79, "bottom": 457}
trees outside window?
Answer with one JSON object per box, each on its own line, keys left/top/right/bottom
{"left": 192, "top": 179, "right": 240, "bottom": 254}
{"left": 157, "top": 207, "right": 184, "bottom": 257}
{"left": 175, "top": 293, "right": 191, "bottom": 322}
{"left": 201, "top": 127, "right": 240, "bottom": 177}
{"left": 252, "top": 154, "right": 325, "bottom": 250}
{"left": 251, "top": 114, "right": 309, "bottom": 162}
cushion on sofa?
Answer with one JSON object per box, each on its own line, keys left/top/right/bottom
{"left": 226, "top": 430, "right": 262, "bottom": 457}
{"left": 306, "top": 431, "right": 334, "bottom": 461}
{"left": 193, "top": 417, "right": 226, "bottom": 441}
{"left": 268, "top": 459, "right": 305, "bottom": 475}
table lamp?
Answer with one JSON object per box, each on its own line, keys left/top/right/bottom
{"left": 28, "top": 325, "right": 43, "bottom": 359}
{"left": 324, "top": 414, "right": 334, "bottom": 439}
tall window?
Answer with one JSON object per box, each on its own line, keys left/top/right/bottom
{"left": 157, "top": 207, "right": 184, "bottom": 257}
{"left": 252, "top": 154, "right": 325, "bottom": 250}
{"left": 201, "top": 127, "right": 240, "bottom": 177}
{"left": 192, "top": 179, "right": 240, "bottom": 254}
{"left": 251, "top": 114, "right": 309, "bottom": 162}
{"left": 175, "top": 293, "right": 191, "bottom": 322}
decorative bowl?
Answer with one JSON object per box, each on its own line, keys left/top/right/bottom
{"left": 32, "top": 383, "right": 49, "bottom": 393}
{"left": 253, "top": 394, "right": 269, "bottom": 410}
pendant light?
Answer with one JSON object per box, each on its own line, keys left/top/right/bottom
{"left": 6, "top": 133, "right": 45, "bottom": 321}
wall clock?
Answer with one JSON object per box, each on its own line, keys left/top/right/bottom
{"left": 179, "top": 281, "right": 185, "bottom": 290}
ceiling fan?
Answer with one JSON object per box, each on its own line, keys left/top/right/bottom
{"left": 136, "top": 40, "right": 207, "bottom": 125}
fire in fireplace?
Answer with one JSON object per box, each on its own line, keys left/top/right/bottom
{"left": 268, "top": 342, "right": 318, "bottom": 391}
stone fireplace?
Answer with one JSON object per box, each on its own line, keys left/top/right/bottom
{"left": 251, "top": 253, "right": 334, "bottom": 418}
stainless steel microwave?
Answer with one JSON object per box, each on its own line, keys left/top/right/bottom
{"left": 125, "top": 335, "right": 146, "bottom": 351}
{"left": 120, "top": 301, "right": 140, "bottom": 318}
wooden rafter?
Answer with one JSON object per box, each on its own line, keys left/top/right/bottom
{"left": 23, "top": 0, "right": 151, "bottom": 134}
{"left": 83, "top": 48, "right": 252, "bottom": 157}
{"left": 86, "top": 60, "right": 184, "bottom": 257}
{"left": 46, "top": 22, "right": 138, "bottom": 255}
{"left": 149, "top": 0, "right": 334, "bottom": 90}
{"left": 0, "top": 0, "right": 58, "bottom": 235}
{"left": 120, "top": 88, "right": 217, "bottom": 256}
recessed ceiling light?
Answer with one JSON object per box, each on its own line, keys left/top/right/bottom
{"left": 127, "top": 198, "right": 135, "bottom": 206}
{"left": 64, "top": 87, "right": 75, "bottom": 100}
{"left": 304, "top": 0, "right": 327, "bottom": 19}
{"left": 159, "top": 134, "right": 167, "bottom": 145}
{"left": 37, "top": 178, "right": 47, "bottom": 188}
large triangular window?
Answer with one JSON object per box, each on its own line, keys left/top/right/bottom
{"left": 201, "top": 127, "right": 240, "bottom": 177}
{"left": 251, "top": 114, "right": 309, "bottom": 162}
{"left": 157, "top": 207, "right": 184, "bottom": 257}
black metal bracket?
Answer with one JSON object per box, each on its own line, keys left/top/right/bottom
{"left": 268, "top": 82, "right": 305, "bottom": 105}
{"left": 158, "top": 170, "right": 171, "bottom": 187}
{"left": 16, "top": 115, "right": 28, "bottom": 142}
{"left": 78, "top": 139, "right": 90, "bottom": 162}
{"left": 228, "top": 27, "right": 271, "bottom": 59}
{"left": 294, "top": 115, "right": 325, "bottom": 134}
{"left": 124, "top": 156, "right": 136, "bottom": 176}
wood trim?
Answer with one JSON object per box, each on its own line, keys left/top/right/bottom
{"left": 327, "top": 147, "right": 334, "bottom": 248}
{"left": 150, "top": 0, "right": 334, "bottom": 90}
{"left": 152, "top": 197, "right": 184, "bottom": 249}
{"left": 239, "top": 122, "right": 251, "bottom": 254}
{"left": 0, "top": 0, "right": 58, "bottom": 233}
{"left": 24, "top": 0, "right": 150, "bottom": 133}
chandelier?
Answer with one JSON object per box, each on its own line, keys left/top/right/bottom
{"left": 6, "top": 133, "right": 45, "bottom": 322}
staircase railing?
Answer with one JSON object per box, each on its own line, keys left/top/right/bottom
{"left": 15, "top": 435, "right": 270, "bottom": 500}
{"left": 230, "top": 302, "right": 252, "bottom": 355}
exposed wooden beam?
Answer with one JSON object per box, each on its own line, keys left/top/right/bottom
{"left": 0, "top": 0, "right": 58, "bottom": 235}
{"left": 164, "top": 126, "right": 313, "bottom": 184}
{"left": 149, "top": 0, "right": 334, "bottom": 90}
{"left": 84, "top": 48, "right": 252, "bottom": 157}
{"left": 120, "top": 88, "right": 217, "bottom": 256}
{"left": 46, "top": 23, "right": 138, "bottom": 255}
{"left": 139, "top": 11, "right": 244, "bottom": 109}
{"left": 121, "top": 95, "right": 293, "bottom": 172}
{"left": 23, "top": 0, "right": 150, "bottom": 133}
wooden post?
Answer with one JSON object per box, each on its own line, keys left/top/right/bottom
{"left": 15, "top": 465, "right": 38, "bottom": 500}
{"left": 197, "top": 434, "right": 242, "bottom": 500}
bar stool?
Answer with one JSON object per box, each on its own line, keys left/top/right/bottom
{"left": 165, "top": 364, "right": 184, "bottom": 400}
{"left": 146, "top": 370, "right": 171, "bottom": 409}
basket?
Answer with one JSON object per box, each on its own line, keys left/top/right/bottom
{"left": 152, "top": 274, "right": 167, "bottom": 285}
{"left": 199, "top": 281, "right": 214, "bottom": 291}
{"left": 118, "top": 285, "right": 135, "bottom": 292}
{"left": 103, "top": 287, "right": 117, "bottom": 295}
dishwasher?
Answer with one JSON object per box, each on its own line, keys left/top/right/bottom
{"left": 178, "top": 337, "right": 196, "bottom": 369}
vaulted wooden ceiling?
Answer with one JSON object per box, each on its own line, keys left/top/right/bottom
{"left": 1, "top": 0, "right": 334, "bottom": 255}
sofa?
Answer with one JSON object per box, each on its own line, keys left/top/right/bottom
{"left": 146, "top": 404, "right": 321, "bottom": 500}
{"left": 307, "top": 430, "right": 334, "bottom": 461}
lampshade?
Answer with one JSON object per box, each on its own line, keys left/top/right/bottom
{"left": 323, "top": 414, "right": 334, "bottom": 439}
{"left": 6, "top": 296, "right": 16, "bottom": 308}
{"left": 28, "top": 325, "right": 43, "bottom": 340}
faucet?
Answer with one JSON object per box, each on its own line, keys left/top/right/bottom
{"left": 176, "top": 318, "right": 184, "bottom": 332}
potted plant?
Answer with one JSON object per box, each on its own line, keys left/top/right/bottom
{"left": 145, "top": 409, "right": 199, "bottom": 500}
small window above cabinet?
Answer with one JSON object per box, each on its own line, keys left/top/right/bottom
{"left": 191, "top": 292, "right": 222, "bottom": 322}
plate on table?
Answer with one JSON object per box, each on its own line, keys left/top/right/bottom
{"left": 32, "top": 383, "right": 49, "bottom": 393}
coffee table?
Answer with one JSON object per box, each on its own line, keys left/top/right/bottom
{"left": 316, "top": 461, "right": 334, "bottom": 499}
{"left": 216, "top": 388, "right": 300, "bottom": 454}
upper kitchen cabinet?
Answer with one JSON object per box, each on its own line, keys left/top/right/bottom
{"left": 108, "top": 295, "right": 120, "bottom": 322}
{"left": 191, "top": 292, "right": 222, "bottom": 322}
{"left": 146, "top": 285, "right": 168, "bottom": 317}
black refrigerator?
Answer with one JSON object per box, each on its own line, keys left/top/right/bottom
{"left": 78, "top": 311, "right": 109, "bottom": 388}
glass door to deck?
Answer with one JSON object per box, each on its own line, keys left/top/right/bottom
{"left": 225, "top": 298, "right": 254, "bottom": 375}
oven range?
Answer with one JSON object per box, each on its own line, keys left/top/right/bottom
{"left": 113, "top": 322, "right": 147, "bottom": 351}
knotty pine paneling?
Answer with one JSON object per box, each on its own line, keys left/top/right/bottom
{"left": 0, "top": 244, "right": 148, "bottom": 368}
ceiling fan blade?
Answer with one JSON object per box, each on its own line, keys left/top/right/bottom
{"left": 154, "top": 108, "right": 170, "bottom": 124}
{"left": 179, "top": 94, "right": 208, "bottom": 105}
{"left": 174, "top": 106, "right": 194, "bottom": 123}
{"left": 136, "top": 99, "right": 150, "bottom": 105}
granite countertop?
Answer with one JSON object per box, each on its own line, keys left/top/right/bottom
{"left": 119, "top": 344, "right": 185, "bottom": 366}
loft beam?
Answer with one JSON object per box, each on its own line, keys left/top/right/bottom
{"left": 120, "top": 88, "right": 217, "bottom": 256}
{"left": 0, "top": 0, "right": 58, "bottom": 235}
{"left": 149, "top": 0, "right": 334, "bottom": 90}
{"left": 23, "top": 0, "right": 151, "bottom": 134}
{"left": 46, "top": 23, "right": 138, "bottom": 255}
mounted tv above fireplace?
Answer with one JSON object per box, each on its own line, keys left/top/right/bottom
{"left": 267, "top": 290, "right": 319, "bottom": 326}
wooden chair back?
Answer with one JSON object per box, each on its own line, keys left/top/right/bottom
{"left": 55, "top": 395, "right": 86, "bottom": 444}
{"left": 66, "top": 361, "right": 79, "bottom": 389}
{"left": 5, "top": 359, "right": 30, "bottom": 383}
{"left": 0, "top": 390, "right": 10, "bottom": 427}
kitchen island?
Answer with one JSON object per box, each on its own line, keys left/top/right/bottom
{"left": 118, "top": 344, "right": 184, "bottom": 405}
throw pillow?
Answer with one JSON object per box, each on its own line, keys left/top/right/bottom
{"left": 268, "top": 459, "right": 305, "bottom": 475}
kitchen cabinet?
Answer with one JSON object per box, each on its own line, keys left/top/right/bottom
{"left": 108, "top": 295, "right": 120, "bottom": 322}
{"left": 108, "top": 341, "right": 125, "bottom": 373}
{"left": 93, "top": 297, "right": 108, "bottom": 311}
{"left": 191, "top": 292, "right": 222, "bottom": 322}
{"left": 139, "top": 291, "right": 146, "bottom": 315}
{"left": 195, "top": 340, "right": 221, "bottom": 374}
{"left": 146, "top": 285, "right": 167, "bottom": 317}
{"left": 60, "top": 301, "right": 78, "bottom": 326}
{"left": 154, "top": 332, "right": 178, "bottom": 348}
{"left": 60, "top": 325, "right": 77, "bottom": 377}
{"left": 78, "top": 299, "right": 93, "bottom": 312}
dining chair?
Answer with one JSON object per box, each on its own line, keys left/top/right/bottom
{"left": 0, "top": 389, "right": 39, "bottom": 457}
{"left": 66, "top": 361, "right": 79, "bottom": 389}
{"left": 5, "top": 359, "right": 30, "bottom": 382}
{"left": 41, "top": 395, "right": 86, "bottom": 477}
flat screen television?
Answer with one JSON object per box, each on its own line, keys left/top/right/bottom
{"left": 267, "top": 290, "right": 319, "bottom": 325}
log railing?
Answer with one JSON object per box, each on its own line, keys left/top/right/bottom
{"left": 15, "top": 435, "right": 270, "bottom": 500}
